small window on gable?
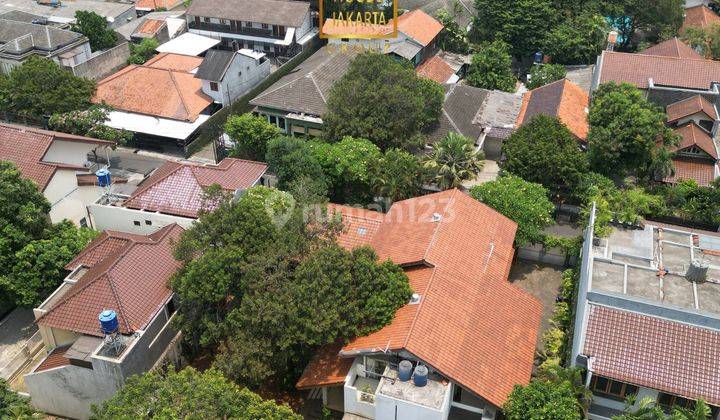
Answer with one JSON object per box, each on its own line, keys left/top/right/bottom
{"left": 133, "top": 221, "right": 141, "bottom": 226}
{"left": 210, "top": 82, "right": 219, "bottom": 91}
{"left": 79, "top": 217, "right": 88, "bottom": 228}
{"left": 145, "top": 220, "right": 152, "bottom": 226}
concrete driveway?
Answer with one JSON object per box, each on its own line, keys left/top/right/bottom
{"left": 0, "top": 309, "right": 37, "bottom": 368}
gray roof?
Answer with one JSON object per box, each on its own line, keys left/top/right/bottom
{"left": 195, "top": 49, "right": 235, "bottom": 82}
{"left": 398, "top": 0, "right": 474, "bottom": 29}
{"left": 474, "top": 90, "right": 522, "bottom": 129}
{"left": 0, "top": 19, "right": 85, "bottom": 55}
{"left": 518, "top": 79, "right": 565, "bottom": 125}
{"left": 388, "top": 40, "right": 422, "bottom": 60}
{"left": 187, "top": 0, "right": 310, "bottom": 28}
{"left": 0, "top": 10, "right": 62, "bottom": 26}
{"left": 250, "top": 46, "right": 355, "bottom": 117}
{"left": 0, "top": 0, "right": 135, "bottom": 23}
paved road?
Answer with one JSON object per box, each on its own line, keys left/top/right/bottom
{"left": 0, "top": 309, "right": 37, "bottom": 364}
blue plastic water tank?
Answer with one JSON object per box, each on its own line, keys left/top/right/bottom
{"left": 533, "top": 51, "right": 543, "bottom": 64}
{"left": 413, "top": 365, "right": 428, "bottom": 387}
{"left": 99, "top": 310, "right": 119, "bottom": 334}
{"left": 398, "top": 360, "right": 413, "bottom": 381}
{"left": 95, "top": 168, "right": 111, "bottom": 188}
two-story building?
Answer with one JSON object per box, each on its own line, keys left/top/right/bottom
{"left": 572, "top": 208, "right": 720, "bottom": 419}
{"left": 25, "top": 224, "right": 185, "bottom": 419}
{"left": 186, "top": 0, "right": 316, "bottom": 58}
{"left": 195, "top": 48, "right": 271, "bottom": 106}
{"left": 88, "top": 157, "right": 268, "bottom": 234}
{"left": 297, "top": 189, "right": 542, "bottom": 419}
{"left": 0, "top": 123, "right": 113, "bottom": 226}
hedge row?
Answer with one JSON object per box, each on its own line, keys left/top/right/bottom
{"left": 186, "top": 40, "right": 323, "bottom": 157}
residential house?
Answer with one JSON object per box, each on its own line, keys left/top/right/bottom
{"left": 0, "top": 123, "right": 113, "bottom": 226}
{"left": 25, "top": 224, "right": 185, "bottom": 419}
{"left": 186, "top": 0, "right": 316, "bottom": 58}
{"left": 130, "top": 17, "right": 171, "bottom": 44}
{"left": 416, "top": 55, "right": 460, "bottom": 84}
{"left": 249, "top": 46, "right": 355, "bottom": 137}
{"left": 0, "top": 0, "right": 136, "bottom": 29}
{"left": 680, "top": 4, "right": 720, "bottom": 35}
{"left": 93, "top": 53, "right": 216, "bottom": 151}
{"left": 427, "top": 84, "right": 522, "bottom": 159}
{"left": 297, "top": 189, "right": 542, "bottom": 420}
{"left": 0, "top": 11, "right": 91, "bottom": 74}
{"left": 571, "top": 208, "right": 720, "bottom": 419}
{"left": 88, "top": 158, "right": 268, "bottom": 234}
{"left": 195, "top": 49, "right": 271, "bottom": 106}
{"left": 398, "top": 0, "right": 474, "bottom": 31}
{"left": 116, "top": 11, "right": 187, "bottom": 42}
{"left": 324, "top": 9, "right": 444, "bottom": 67}
{"left": 135, "top": 0, "right": 184, "bottom": 16}
{"left": 516, "top": 78, "right": 590, "bottom": 143}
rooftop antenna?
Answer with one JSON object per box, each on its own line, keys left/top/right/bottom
{"left": 98, "top": 309, "right": 125, "bottom": 356}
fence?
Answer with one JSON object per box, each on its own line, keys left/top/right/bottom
{"left": 185, "top": 38, "right": 323, "bottom": 157}
{"left": 67, "top": 42, "right": 131, "bottom": 81}
{"left": 517, "top": 244, "right": 578, "bottom": 267}
{"left": 0, "top": 331, "right": 43, "bottom": 381}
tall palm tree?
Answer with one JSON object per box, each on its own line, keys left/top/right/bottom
{"left": 671, "top": 400, "right": 711, "bottom": 420}
{"left": 423, "top": 132, "right": 485, "bottom": 190}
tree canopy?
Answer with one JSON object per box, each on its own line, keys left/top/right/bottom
{"left": 604, "top": 0, "right": 684, "bottom": 51}
{"left": 466, "top": 41, "right": 516, "bottom": 92}
{"left": 48, "top": 104, "right": 132, "bottom": 145}
{"left": 128, "top": 38, "right": 160, "bottom": 64}
{"left": 470, "top": 175, "right": 555, "bottom": 246}
{"left": 542, "top": 14, "right": 608, "bottom": 64}
{"left": 503, "top": 379, "right": 582, "bottom": 420}
{"left": 1, "top": 379, "right": 37, "bottom": 419}
{"left": 436, "top": 10, "right": 470, "bottom": 54}
{"left": 71, "top": 11, "right": 117, "bottom": 52}
{"left": 0, "top": 162, "right": 96, "bottom": 307}
{"left": 369, "top": 148, "right": 427, "bottom": 204}
{"left": 502, "top": 115, "right": 589, "bottom": 193}
{"left": 0, "top": 57, "right": 95, "bottom": 118}
{"left": 91, "top": 368, "right": 299, "bottom": 419}
{"left": 526, "top": 64, "right": 567, "bottom": 90}
{"left": 423, "top": 132, "right": 485, "bottom": 190}
{"left": 587, "top": 82, "right": 679, "bottom": 181}
{"left": 171, "top": 186, "right": 412, "bottom": 386}
{"left": 226, "top": 113, "right": 280, "bottom": 161}
{"left": 323, "top": 53, "right": 444, "bottom": 152}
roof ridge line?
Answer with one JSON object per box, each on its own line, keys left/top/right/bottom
{"left": 253, "top": 50, "right": 339, "bottom": 100}
{"left": 310, "top": 72, "right": 326, "bottom": 104}
{"left": 104, "top": 271, "right": 133, "bottom": 333}
{"left": 168, "top": 70, "right": 192, "bottom": 121}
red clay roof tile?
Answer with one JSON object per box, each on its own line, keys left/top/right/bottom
{"left": 641, "top": 37, "right": 704, "bottom": 59}
{"left": 396, "top": 9, "right": 443, "bottom": 47}
{"left": 517, "top": 79, "right": 589, "bottom": 141}
{"left": 416, "top": 55, "right": 456, "bottom": 84}
{"left": 667, "top": 95, "right": 718, "bottom": 122}
{"left": 681, "top": 5, "right": 720, "bottom": 34}
{"left": 665, "top": 158, "right": 718, "bottom": 186}
{"left": 672, "top": 121, "right": 718, "bottom": 159}
{"left": 598, "top": 51, "right": 720, "bottom": 90}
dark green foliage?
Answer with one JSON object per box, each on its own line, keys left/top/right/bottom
{"left": 128, "top": 38, "right": 159, "bottom": 64}
{"left": 171, "top": 186, "right": 412, "bottom": 386}
{"left": 0, "top": 57, "right": 95, "bottom": 118}
{"left": 470, "top": 175, "right": 555, "bottom": 246}
{"left": 369, "top": 148, "right": 427, "bottom": 203}
{"left": 526, "top": 64, "right": 567, "bottom": 90}
{"left": 436, "top": 10, "right": 470, "bottom": 54}
{"left": 91, "top": 367, "right": 299, "bottom": 419}
{"left": 48, "top": 104, "right": 132, "bottom": 145}
{"left": 0, "top": 162, "right": 96, "bottom": 307}
{"left": 651, "top": 179, "right": 720, "bottom": 227}
{"left": 466, "top": 41, "right": 516, "bottom": 92}
{"left": 503, "top": 379, "right": 582, "bottom": 420}
{"left": 0, "top": 379, "right": 37, "bottom": 419}
{"left": 226, "top": 113, "right": 280, "bottom": 161}
{"left": 587, "top": 83, "right": 679, "bottom": 181}
{"left": 502, "top": 115, "right": 589, "bottom": 193}
{"left": 71, "top": 11, "right": 117, "bottom": 52}
{"left": 323, "top": 53, "right": 444, "bottom": 152}
{"left": 265, "top": 136, "right": 328, "bottom": 193}
{"left": 604, "top": 0, "right": 684, "bottom": 51}
{"left": 542, "top": 14, "right": 608, "bottom": 65}
{"left": 423, "top": 132, "right": 485, "bottom": 189}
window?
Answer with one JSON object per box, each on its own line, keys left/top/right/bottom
{"left": 278, "top": 117, "right": 286, "bottom": 130}
{"left": 658, "top": 393, "right": 695, "bottom": 412}
{"left": 79, "top": 217, "right": 88, "bottom": 228}
{"left": 261, "top": 23, "right": 269, "bottom": 29}
{"left": 219, "top": 19, "right": 227, "bottom": 25}
{"left": 145, "top": 220, "right": 152, "bottom": 226}
{"left": 133, "top": 221, "right": 141, "bottom": 226}
{"left": 210, "top": 82, "right": 219, "bottom": 91}
{"left": 194, "top": 16, "right": 200, "bottom": 25}
{"left": 263, "top": 44, "right": 270, "bottom": 52}
{"left": 590, "top": 376, "right": 638, "bottom": 401}
{"left": 204, "top": 17, "right": 211, "bottom": 23}
{"left": 269, "top": 115, "right": 277, "bottom": 125}
{"left": 165, "top": 299, "right": 176, "bottom": 317}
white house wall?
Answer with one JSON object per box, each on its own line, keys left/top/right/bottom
{"left": 204, "top": 53, "right": 271, "bottom": 106}
{"left": 296, "top": 11, "right": 312, "bottom": 40}
{"left": 88, "top": 203, "right": 195, "bottom": 234}
{"left": 43, "top": 140, "right": 97, "bottom": 167}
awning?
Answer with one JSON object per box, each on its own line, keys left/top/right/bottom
{"left": 156, "top": 32, "right": 221, "bottom": 56}
{"left": 105, "top": 110, "right": 211, "bottom": 140}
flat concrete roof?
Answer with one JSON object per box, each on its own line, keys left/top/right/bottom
{"left": 0, "top": 0, "right": 134, "bottom": 24}
{"left": 378, "top": 366, "right": 448, "bottom": 410}
{"left": 590, "top": 224, "right": 720, "bottom": 315}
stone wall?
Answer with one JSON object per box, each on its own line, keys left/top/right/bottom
{"left": 69, "top": 43, "right": 131, "bottom": 81}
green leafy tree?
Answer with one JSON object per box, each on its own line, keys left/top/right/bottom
{"left": 323, "top": 53, "right": 444, "bottom": 152}
{"left": 91, "top": 367, "right": 299, "bottom": 419}
{"left": 502, "top": 115, "right": 589, "bottom": 193}
{"left": 71, "top": 11, "right": 117, "bottom": 52}
{"left": 0, "top": 57, "right": 95, "bottom": 118}
{"left": 655, "top": 179, "right": 720, "bottom": 226}
{"left": 671, "top": 399, "right": 712, "bottom": 420}
{"left": 466, "top": 41, "right": 516, "bottom": 92}
{"left": 542, "top": 14, "right": 608, "bottom": 65}
{"left": 370, "top": 148, "right": 427, "bottom": 203}
{"left": 604, "top": 0, "right": 684, "bottom": 50}
{"left": 587, "top": 82, "right": 679, "bottom": 180}
{"left": 424, "top": 132, "right": 485, "bottom": 190}
{"left": 472, "top": 0, "right": 556, "bottom": 58}
{"left": 48, "top": 104, "right": 132, "bottom": 145}
{"left": 0, "top": 379, "right": 38, "bottom": 419}
{"left": 309, "top": 137, "right": 381, "bottom": 204}
{"left": 226, "top": 113, "right": 280, "bottom": 161}
{"left": 470, "top": 175, "right": 555, "bottom": 246}
{"left": 526, "top": 64, "right": 567, "bottom": 90}
{"left": 436, "top": 10, "right": 470, "bottom": 54}
{"left": 265, "top": 137, "right": 328, "bottom": 192}
{"left": 128, "top": 38, "right": 159, "bottom": 64}
{"left": 503, "top": 379, "right": 581, "bottom": 420}
{"left": 612, "top": 396, "right": 665, "bottom": 420}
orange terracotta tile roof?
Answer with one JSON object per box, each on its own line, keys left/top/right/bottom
{"left": 415, "top": 55, "right": 456, "bottom": 84}
{"left": 296, "top": 342, "right": 354, "bottom": 389}
{"left": 672, "top": 121, "right": 718, "bottom": 158}
{"left": 665, "top": 158, "right": 718, "bottom": 186}
{"left": 93, "top": 53, "right": 211, "bottom": 122}
{"left": 641, "top": 37, "right": 704, "bottom": 59}
{"left": 297, "top": 190, "right": 542, "bottom": 408}
{"left": 681, "top": 5, "right": 720, "bottom": 34}
{"left": 0, "top": 123, "right": 112, "bottom": 191}
{"left": 396, "top": 9, "right": 443, "bottom": 46}
{"left": 34, "top": 346, "right": 71, "bottom": 373}
{"left": 135, "top": 18, "right": 166, "bottom": 35}
{"left": 136, "top": 0, "right": 182, "bottom": 10}
{"left": 123, "top": 158, "right": 268, "bottom": 218}
{"left": 598, "top": 50, "right": 720, "bottom": 90}
{"left": 37, "top": 224, "right": 185, "bottom": 337}
{"left": 327, "top": 204, "right": 384, "bottom": 249}
{"left": 517, "top": 79, "right": 589, "bottom": 141}
{"left": 666, "top": 95, "right": 718, "bottom": 122}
